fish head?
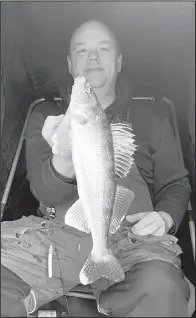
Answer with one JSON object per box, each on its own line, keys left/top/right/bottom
{"left": 70, "top": 76, "right": 105, "bottom": 126}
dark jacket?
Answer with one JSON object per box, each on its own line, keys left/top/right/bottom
{"left": 25, "top": 79, "right": 191, "bottom": 234}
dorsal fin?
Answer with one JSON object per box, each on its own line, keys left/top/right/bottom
{"left": 111, "top": 122, "right": 137, "bottom": 179}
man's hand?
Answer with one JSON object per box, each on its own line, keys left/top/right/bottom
{"left": 51, "top": 107, "right": 72, "bottom": 156}
{"left": 42, "top": 106, "right": 72, "bottom": 156}
{"left": 126, "top": 211, "right": 174, "bottom": 236}
{"left": 42, "top": 114, "right": 64, "bottom": 148}
{"left": 41, "top": 111, "right": 75, "bottom": 179}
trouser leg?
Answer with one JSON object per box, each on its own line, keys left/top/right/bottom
{"left": 1, "top": 264, "right": 31, "bottom": 317}
{"left": 98, "top": 260, "right": 190, "bottom": 317}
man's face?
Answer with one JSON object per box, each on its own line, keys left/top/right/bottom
{"left": 67, "top": 22, "right": 122, "bottom": 90}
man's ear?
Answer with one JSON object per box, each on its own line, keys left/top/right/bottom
{"left": 117, "top": 54, "right": 122, "bottom": 73}
{"left": 67, "top": 55, "right": 72, "bottom": 75}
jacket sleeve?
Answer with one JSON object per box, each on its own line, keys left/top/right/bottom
{"left": 152, "top": 116, "right": 191, "bottom": 234}
{"left": 25, "top": 101, "right": 77, "bottom": 207}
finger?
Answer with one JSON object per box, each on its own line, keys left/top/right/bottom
{"left": 52, "top": 134, "right": 71, "bottom": 150}
{"left": 56, "top": 110, "right": 70, "bottom": 130}
{"left": 52, "top": 143, "right": 60, "bottom": 155}
{"left": 153, "top": 226, "right": 166, "bottom": 236}
{"left": 132, "top": 212, "right": 156, "bottom": 231}
{"left": 46, "top": 114, "right": 64, "bottom": 127}
{"left": 52, "top": 141, "right": 65, "bottom": 154}
{"left": 52, "top": 133, "right": 57, "bottom": 144}
{"left": 133, "top": 211, "right": 165, "bottom": 232}
{"left": 133, "top": 222, "right": 160, "bottom": 236}
{"left": 42, "top": 115, "right": 64, "bottom": 139}
{"left": 126, "top": 212, "right": 148, "bottom": 224}
{"left": 52, "top": 140, "right": 71, "bottom": 156}
{"left": 52, "top": 123, "right": 71, "bottom": 144}
{"left": 63, "top": 106, "right": 71, "bottom": 122}
{"left": 54, "top": 114, "right": 65, "bottom": 127}
{"left": 52, "top": 131, "right": 67, "bottom": 144}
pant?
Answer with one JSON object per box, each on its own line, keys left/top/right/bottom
{"left": 1, "top": 215, "right": 192, "bottom": 317}
{"left": 1, "top": 259, "right": 190, "bottom": 317}
{"left": 98, "top": 260, "right": 190, "bottom": 317}
{"left": 1, "top": 264, "right": 31, "bottom": 317}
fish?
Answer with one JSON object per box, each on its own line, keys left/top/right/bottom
{"left": 63, "top": 76, "right": 136, "bottom": 285}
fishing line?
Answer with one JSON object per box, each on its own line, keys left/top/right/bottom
{"left": 49, "top": 227, "right": 71, "bottom": 317}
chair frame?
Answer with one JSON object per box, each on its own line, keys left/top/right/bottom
{"left": 1, "top": 95, "right": 195, "bottom": 309}
{"left": 132, "top": 95, "right": 195, "bottom": 263}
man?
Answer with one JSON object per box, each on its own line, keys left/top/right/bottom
{"left": 1, "top": 20, "right": 192, "bottom": 317}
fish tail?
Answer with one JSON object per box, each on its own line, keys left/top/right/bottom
{"left": 79, "top": 250, "right": 125, "bottom": 285}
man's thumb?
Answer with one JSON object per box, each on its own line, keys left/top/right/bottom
{"left": 126, "top": 212, "right": 148, "bottom": 224}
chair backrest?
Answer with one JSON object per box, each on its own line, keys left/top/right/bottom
{"left": 162, "top": 97, "right": 182, "bottom": 148}
{"left": 1, "top": 97, "right": 62, "bottom": 220}
{"left": 132, "top": 87, "right": 186, "bottom": 165}
{"left": 132, "top": 87, "right": 195, "bottom": 205}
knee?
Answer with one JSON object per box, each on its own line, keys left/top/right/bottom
{"left": 98, "top": 260, "right": 190, "bottom": 317}
{"left": 132, "top": 260, "right": 187, "bottom": 294}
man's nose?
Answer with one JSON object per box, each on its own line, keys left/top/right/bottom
{"left": 88, "top": 50, "right": 99, "bottom": 61}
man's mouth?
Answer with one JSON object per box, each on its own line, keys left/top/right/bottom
{"left": 85, "top": 68, "right": 103, "bottom": 72}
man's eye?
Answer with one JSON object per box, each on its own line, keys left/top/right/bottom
{"left": 77, "top": 48, "right": 87, "bottom": 54}
{"left": 99, "top": 47, "right": 110, "bottom": 52}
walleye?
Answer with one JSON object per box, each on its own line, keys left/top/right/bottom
{"left": 52, "top": 77, "right": 136, "bottom": 285}
{"left": 67, "top": 77, "right": 136, "bottom": 285}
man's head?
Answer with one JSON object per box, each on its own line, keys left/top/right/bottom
{"left": 67, "top": 20, "right": 122, "bottom": 95}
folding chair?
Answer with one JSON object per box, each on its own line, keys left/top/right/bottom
{"left": 132, "top": 91, "right": 195, "bottom": 263}
{"left": 162, "top": 96, "right": 195, "bottom": 263}
{"left": 1, "top": 94, "right": 195, "bottom": 316}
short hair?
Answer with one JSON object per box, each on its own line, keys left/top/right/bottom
{"left": 68, "top": 20, "right": 121, "bottom": 57}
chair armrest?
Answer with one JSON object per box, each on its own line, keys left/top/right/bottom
{"left": 188, "top": 201, "right": 195, "bottom": 222}
{"left": 187, "top": 201, "right": 195, "bottom": 264}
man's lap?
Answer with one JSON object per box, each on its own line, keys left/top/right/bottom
{"left": 1, "top": 215, "right": 92, "bottom": 309}
{"left": 1, "top": 260, "right": 190, "bottom": 317}
{"left": 1, "top": 215, "right": 188, "bottom": 314}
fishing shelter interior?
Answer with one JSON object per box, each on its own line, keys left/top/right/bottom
{"left": 1, "top": 1, "right": 195, "bottom": 316}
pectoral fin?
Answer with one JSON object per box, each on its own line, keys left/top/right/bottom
{"left": 111, "top": 123, "right": 137, "bottom": 179}
{"left": 64, "top": 199, "right": 90, "bottom": 233}
{"left": 109, "top": 185, "right": 135, "bottom": 234}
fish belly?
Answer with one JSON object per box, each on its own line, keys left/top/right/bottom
{"left": 72, "top": 124, "right": 115, "bottom": 243}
